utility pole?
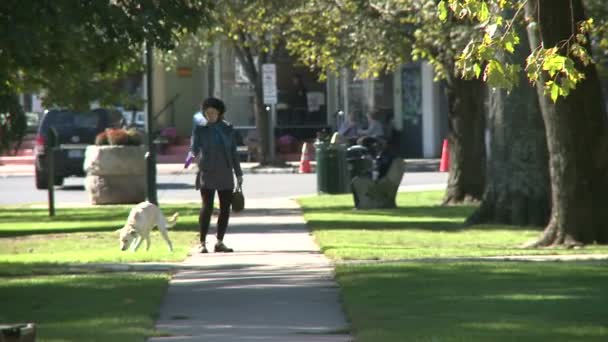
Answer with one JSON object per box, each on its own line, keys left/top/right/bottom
{"left": 144, "top": 41, "right": 157, "bottom": 205}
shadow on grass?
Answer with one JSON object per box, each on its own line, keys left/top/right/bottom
{"left": 0, "top": 223, "right": 201, "bottom": 238}
{"left": 0, "top": 273, "right": 167, "bottom": 341}
{"left": 0, "top": 258, "right": 327, "bottom": 277}
{"left": 302, "top": 204, "right": 539, "bottom": 232}
{"left": 308, "top": 219, "right": 540, "bottom": 232}
{"left": 338, "top": 262, "right": 608, "bottom": 341}
{"left": 302, "top": 205, "right": 477, "bottom": 219}
{"left": 0, "top": 259, "right": 353, "bottom": 341}
{"left": 0, "top": 262, "right": 90, "bottom": 277}
{"left": 0, "top": 208, "right": 130, "bottom": 223}
{"left": 0, "top": 216, "right": 313, "bottom": 237}
{"left": 0, "top": 205, "right": 202, "bottom": 237}
{"left": 0, "top": 206, "right": 202, "bottom": 223}
{"left": 0, "top": 225, "right": 123, "bottom": 238}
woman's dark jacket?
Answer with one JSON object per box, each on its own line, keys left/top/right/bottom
{"left": 190, "top": 120, "right": 243, "bottom": 190}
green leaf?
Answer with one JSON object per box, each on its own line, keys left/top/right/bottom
{"left": 478, "top": 2, "right": 490, "bottom": 22}
{"left": 550, "top": 82, "right": 560, "bottom": 102}
{"left": 543, "top": 55, "right": 566, "bottom": 77}
{"left": 484, "top": 59, "right": 511, "bottom": 89}
{"left": 474, "top": 63, "right": 482, "bottom": 78}
{"left": 438, "top": 1, "right": 448, "bottom": 21}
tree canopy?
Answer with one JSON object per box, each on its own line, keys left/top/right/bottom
{"left": 2, "top": 1, "right": 212, "bottom": 107}
{"left": 0, "top": 1, "right": 213, "bottom": 153}
{"left": 441, "top": 0, "right": 608, "bottom": 101}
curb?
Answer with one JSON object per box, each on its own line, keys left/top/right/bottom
{"left": 336, "top": 254, "right": 608, "bottom": 266}
{"left": 28, "top": 253, "right": 608, "bottom": 276}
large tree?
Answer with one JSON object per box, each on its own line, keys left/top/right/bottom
{"left": 287, "top": 0, "right": 486, "bottom": 204}
{"left": 467, "top": 19, "right": 550, "bottom": 226}
{"left": 0, "top": 1, "right": 212, "bottom": 153}
{"left": 447, "top": 0, "right": 608, "bottom": 245}
{"left": 525, "top": 0, "right": 608, "bottom": 245}
{"left": 165, "top": 0, "right": 305, "bottom": 165}
{"left": 212, "top": 1, "right": 300, "bottom": 165}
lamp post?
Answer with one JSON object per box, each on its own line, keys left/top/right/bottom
{"left": 144, "top": 41, "right": 157, "bottom": 204}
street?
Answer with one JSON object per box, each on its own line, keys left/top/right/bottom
{"left": 0, "top": 172, "right": 447, "bottom": 205}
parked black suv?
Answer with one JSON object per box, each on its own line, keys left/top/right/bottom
{"left": 34, "top": 109, "right": 121, "bottom": 189}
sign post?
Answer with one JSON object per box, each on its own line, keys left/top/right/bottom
{"left": 262, "top": 63, "right": 277, "bottom": 162}
{"left": 144, "top": 41, "right": 157, "bottom": 205}
{"left": 47, "top": 128, "right": 58, "bottom": 217}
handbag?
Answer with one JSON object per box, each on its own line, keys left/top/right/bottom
{"left": 232, "top": 184, "right": 245, "bottom": 212}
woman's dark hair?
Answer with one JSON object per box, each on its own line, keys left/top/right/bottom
{"left": 202, "top": 97, "right": 226, "bottom": 115}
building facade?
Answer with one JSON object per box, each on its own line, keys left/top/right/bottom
{"left": 152, "top": 41, "right": 448, "bottom": 158}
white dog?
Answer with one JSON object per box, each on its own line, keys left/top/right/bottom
{"left": 117, "top": 201, "right": 178, "bottom": 252}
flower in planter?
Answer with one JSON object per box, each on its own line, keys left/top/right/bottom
{"left": 95, "top": 128, "right": 142, "bottom": 146}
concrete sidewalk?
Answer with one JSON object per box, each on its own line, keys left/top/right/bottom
{"left": 148, "top": 197, "right": 352, "bottom": 342}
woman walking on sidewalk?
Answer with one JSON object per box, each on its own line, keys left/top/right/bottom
{"left": 191, "top": 97, "right": 243, "bottom": 253}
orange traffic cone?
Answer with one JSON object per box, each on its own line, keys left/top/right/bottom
{"left": 299, "top": 142, "right": 312, "bottom": 173}
{"left": 439, "top": 139, "right": 449, "bottom": 172}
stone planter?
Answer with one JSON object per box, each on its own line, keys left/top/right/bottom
{"left": 83, "top": 145, "right": 146, "bottom": 204}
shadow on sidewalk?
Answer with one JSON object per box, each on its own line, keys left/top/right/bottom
{"left": 205, "top": 222, "right": 307, "bottom": 235}
{"left": 230, "top": 207, "right": 303, "bottom": 218}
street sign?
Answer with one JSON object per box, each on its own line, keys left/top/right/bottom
{"left": 262, "top": 63, "right": 277, "bottom": 105}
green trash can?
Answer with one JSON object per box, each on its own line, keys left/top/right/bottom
{"left": 315, "top": 141, "right": 350, "bottom": 194}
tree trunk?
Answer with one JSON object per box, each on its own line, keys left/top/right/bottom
{"left": 252, "top": 74, "right": 272, "bottom": 165}
{"left": 233, "top": 43, "right": 273, "bottom": 165}
{"left": 467, "top": 22, "right": 550, "bottom": 226}
{"left": 524, "top": 0, "right": 608, "bottom": 246}
{"left": 442, "top": 77, "right": 486, "bottom": 205}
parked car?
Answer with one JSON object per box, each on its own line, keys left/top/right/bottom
{"left": 34, "top": 109, "right": 121, "bottom": 189}
{"left": 117, "top": 107, "right": 145, "bottom": 132}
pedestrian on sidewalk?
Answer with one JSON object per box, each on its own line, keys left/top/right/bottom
{"left": 191, "top": 97, "right": 243, "bottom": 253}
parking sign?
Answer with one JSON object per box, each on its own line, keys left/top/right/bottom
{"left": 262, "top": 64, "right": 277, "bottom": 105}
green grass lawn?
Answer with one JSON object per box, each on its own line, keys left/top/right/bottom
{"left": 298, "top": 191, "right": 608, "bottom": 260}
{"left": 299, "top": 191, "right": 608, "bottom": 341}
{"left": 0, "top": 202, "right": 203, "bottom": 341}
{"left": 0, "top": 273, "right": 169, "bottom": 342}
{"left": 337, "top": 261, "right": 608, "bottom": 342}
{"left": 0, "top": 203, "right": 202, "bottom": 276}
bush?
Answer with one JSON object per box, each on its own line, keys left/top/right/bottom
{"left": 95, "top": 128, "right": 142, "bottom": 146}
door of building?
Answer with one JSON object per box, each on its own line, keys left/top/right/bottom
{"left": 400, "top": 65, "right": 423, "bottom": 158}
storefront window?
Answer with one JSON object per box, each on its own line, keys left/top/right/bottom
{"left": 343, "top": 70, "right": 394, "bottom": 130}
